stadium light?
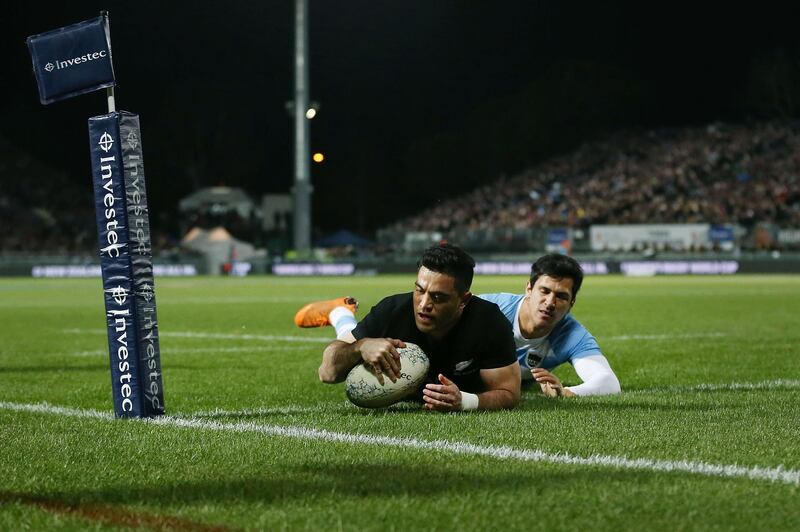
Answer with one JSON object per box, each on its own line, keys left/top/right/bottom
{"left": 284, "top": 100, "right": 319, "bottom": 119}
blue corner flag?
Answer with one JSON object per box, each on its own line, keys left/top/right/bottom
{"left": 27, "top": 14, "right": 116, "bottom": 105}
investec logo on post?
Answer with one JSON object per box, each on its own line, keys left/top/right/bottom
{"left": 126, "top": 136, "right": 149, "bottom": 255}
{"left": 97, "top": 131, "right": 125, "bottom": 257}
{"left": 43, "top": 50, "right": 108, "bottom": 73}
{"left": 107, "top": 285, "right": 136, "bottom": 413}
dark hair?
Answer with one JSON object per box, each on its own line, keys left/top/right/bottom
{"left": 418, "top": 243, "right": 475, "bottom": 293}
{"left": 530, "top": 254, "right": 583, "bottom": 300}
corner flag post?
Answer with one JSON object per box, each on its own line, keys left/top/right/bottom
{"left": 101, "top": 11, "right": 116, "bottom": 113}
{"left": 27, "top": 12, "right": 164, "bottom": 418}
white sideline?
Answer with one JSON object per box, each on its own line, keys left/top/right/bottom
{"left": 607, "top": 332, "right": 726, "bottom": 341}
{"left": 1, "top": 401, "right": 797, "bottom": 486}
{"left": 190, "top": 405, "right": 327, "bottom": 417}
{"left": 63, "top": 328, "right": 729, "bottom": 344}
{"left": 62, "top": 328, "right": 330, "bottom": 343}
{"left": 630, "top": 379, "right": 800, "bottom": 394}
{"left": 69, "top": 345, "right": 313, "bottom": 357}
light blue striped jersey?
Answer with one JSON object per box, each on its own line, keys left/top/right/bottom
{"left": 478, "top": 292, "right": 602, "bottom": 372}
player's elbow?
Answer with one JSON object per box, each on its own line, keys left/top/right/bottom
{"left": 505, "top": 388, "right": 521, "bottom": 409}
{"left": 318, "top": 363, "right": 342, "bottom": 384}
{"left": 317, "top": 357, "right": 337, "bottom": 383}
{"left": 497, "top": 364, "right": 522, "bottom": 409}
{"left": 318, "top": 342, "right": 348, "bottom": 383}
{"left": 495, "top": 378, "right": 522, "bottom": 410}
{"left": 479, "top": 387, "right": 519, "bottom": 410}
{"left": 318, "top": 365, "right": 335, "bottom": 383}
{"left": 594, "top": 372, "right": 621, "bottom": 395}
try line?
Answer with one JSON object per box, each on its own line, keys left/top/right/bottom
{"left": 61, "top": 328, "right": 330, "bottom": 343}
{"left": 1, "top": 401, "right": 797, "bottom": 486}
{"left": 62, "top": 328, "right": 730, "bottom": 344}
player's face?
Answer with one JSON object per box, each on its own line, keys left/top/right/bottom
{"left": 413, "top": 266, "right": 470, "bottom": 339}
{"left": 524, "top": 275, "right": 575, "bottom": 335}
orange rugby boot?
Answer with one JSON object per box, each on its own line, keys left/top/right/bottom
{"left": 293, "top": 297, "right": 359, "bottom": 328}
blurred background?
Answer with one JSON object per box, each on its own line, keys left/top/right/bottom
{"left": 2, "top": 1, "right": 799, "bottom": 275}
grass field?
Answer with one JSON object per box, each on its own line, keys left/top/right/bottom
{"left": 1, "top": 274, "right": 799, "bottom": 531}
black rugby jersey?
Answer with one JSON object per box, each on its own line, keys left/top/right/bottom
{"left": 352, "top": 293, "right": 516, "bottom": 393}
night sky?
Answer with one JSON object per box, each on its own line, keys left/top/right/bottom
{"left": 2, "top": 1, "right": 799, "bottom": 238}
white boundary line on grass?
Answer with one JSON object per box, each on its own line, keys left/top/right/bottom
{"left": 68, "top": 345, "right": 313, "bottom": 357}
{"left": 606, "top": 332, "right": 726, "bottom": 341}
{"left": 630, "top": 379, "right": 800, "bottom": 394}
{"left": 63, "top": 328, "right": 730, "bottom": 344}
{"left": 161, "top": 296, "right": 318, "bottom": 304}
{"left": 189, "top": 405, "right": 328, "bottom": 417}
{"left": 1, "top": 401, "right": 797, "bottom": 486}
{"left": 61, "top": 328, "right": 330, "bottom": 343}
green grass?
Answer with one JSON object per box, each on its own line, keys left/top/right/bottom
{"left": 1, "top": 274, "right": 799, "bottom": 531}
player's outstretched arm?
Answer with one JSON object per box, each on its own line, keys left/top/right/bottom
{"left": 567, "top": 354, "right": 621, "bottom": 396}
{"left": 533, "top": 355, "right": 620, "bottom": 398}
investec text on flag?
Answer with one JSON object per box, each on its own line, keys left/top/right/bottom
{"left": 26, "top": 14, "right": 115, "bottom": 105}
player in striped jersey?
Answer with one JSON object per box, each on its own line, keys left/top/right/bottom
{"left": 295, "top": 254, "right": 620, "bottom": 397}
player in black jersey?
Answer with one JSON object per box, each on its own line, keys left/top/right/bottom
{"left": 318, "top": 243, "right": 520, "bottom": 412}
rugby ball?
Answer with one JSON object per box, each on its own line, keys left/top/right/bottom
{"left": 345, "top": 342, "right": 430, "bottom": 408}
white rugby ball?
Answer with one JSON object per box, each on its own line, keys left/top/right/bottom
{"left": 345, "top": 342, "right": 430, "bottom": 408}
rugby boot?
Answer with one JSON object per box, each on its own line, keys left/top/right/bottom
{"left": 294, "top": 297, "right": 358, "bottom": 328}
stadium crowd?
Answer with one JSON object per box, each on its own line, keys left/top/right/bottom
{"left": 2, "top": 120, "right": 799, "bottom": 255}
{"left": 383, "top": 121, "right": 800, "bottom": 234}
{"left": 0, "top": 141, "right": 176, "bottom": 256}
{"left": 0, "top": 143, "right": 96, "bottom": 255}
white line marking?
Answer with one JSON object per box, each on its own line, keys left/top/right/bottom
{"left": 164, "top": 332, "right": 330, "bottom": 343}
{"left": 62, "top": 329, "right": 729, "bottom": 344}
{"left": 630, "top": 379, "right": 800, "bottom": 394}
{"left": 1, "top": 401, "right": 797, "bottom": 486}
{"left": 61, "top": 328, "right": 330, "bottom": 343}
{"left": 68, "top": 345, "right": 314, "bottom": 357}
{"left": 71, "top": 350, "right": 107, "bottom": 357}
{"left": 163, "top": 296, "right": 318, "bottom": 304}
{"left": 607, "top": 332, "right": 727, "bottom": 341}
{"left": 189, "top": 405, "right": 329, "bottom": 417}
{"left": 185, "top": 402, "right": 420, "bottom": 418}
{"left": 1, "top": 402, "right": 112, "bottom": 420}
{"left": 0, "top": 295, "right": 313, "bottom": 308}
